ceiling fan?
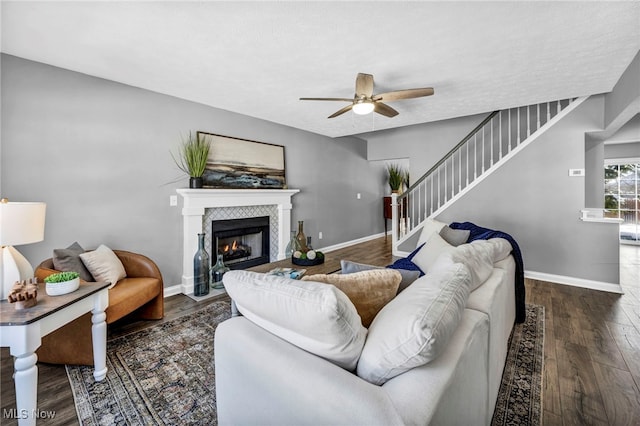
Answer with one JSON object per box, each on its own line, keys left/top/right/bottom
{"left": 300, "top": 73, "right": 434, "bottom": 119}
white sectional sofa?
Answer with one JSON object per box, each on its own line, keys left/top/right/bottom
{"left": 215, "top": 222, "right": 518, "bottom": 425}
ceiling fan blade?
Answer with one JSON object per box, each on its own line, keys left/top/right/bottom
{"left": 374, "top": 102, "right": 399, "bottom": 118}
{"left": 355, "top": 73, "right": 374, "bottom": 97}
{"left": 374, "top": 87, "right": 434, "bottom": 102}
{"left": 300, "top": 97, "right": 354, "bottom": 102}
{"left": 328, "top": 104, "right": 354, "bottom": 118}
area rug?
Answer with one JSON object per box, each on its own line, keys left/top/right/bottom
{"left": 67, "top": 300, "right": 232, "bottom": 425}
{"left": 67, "top": 301, "right": 544, "bottom": 425}
{"left": 491, "top": 304, "right": 545, "bottom": 426}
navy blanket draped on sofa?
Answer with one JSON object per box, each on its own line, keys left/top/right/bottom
{"left": 449, "top": 221, "right": 526, "bottom": 323}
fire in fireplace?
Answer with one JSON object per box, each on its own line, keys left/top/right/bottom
{"left": 211, "top": 216, "right": 270, "bottom": 269}
{"left": 221, "top": 239, "right": 252, "bottom": 261}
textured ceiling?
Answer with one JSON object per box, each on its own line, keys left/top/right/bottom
{"left": 2, "top": 1, "right": 639, "bottom": 138}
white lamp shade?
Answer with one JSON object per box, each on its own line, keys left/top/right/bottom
{"left": 0, "top": 202, "right": 46, "bottom": 246}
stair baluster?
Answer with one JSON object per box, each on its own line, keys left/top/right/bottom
{"left": 392, "top": 98, "right": 581, "bottom": 254}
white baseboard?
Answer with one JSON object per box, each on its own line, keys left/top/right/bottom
{"left": 163, "top": 283, "right": 228, "bottom": 298}
{"left": 163, "top": 284, "right": 183, "bottom": 297}
{"left": 318, "top": 232, "right": 386, "bottom": 253}
{"left": 525, "top": 270, "right": 624, "bottom": 294}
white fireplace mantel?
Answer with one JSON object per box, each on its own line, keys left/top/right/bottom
{"left": 176, "top": 188, "right": 299, "bottom": 294}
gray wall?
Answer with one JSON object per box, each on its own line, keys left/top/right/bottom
{"left": 363, "top": 113, "right": 487, "bottom": 184}
{"left": 605, "top": 142, "right": 640, "bottom": 160}
{"left": 605, "top": 50, "right": 640, "bottom": 129}
{"left": 585, "top": 134, "right": 605, "bottom": 208}
{"left": 437, "top": 96, "right": 620, "bottom": 284}
{"left": 1, "top": 54, "right": 387, "bottom": 287}
{"left": 605, "top": 113, "right": 640, "bottom": 145}
{"left": 584, "top": 59, "right": 640, "bottom": 207}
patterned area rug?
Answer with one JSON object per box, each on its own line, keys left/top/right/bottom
{"left": 492, "top": 304, "right": 545, "bottom": 426}
{"left": 67, "top": 300, "right": 231, "bottom": 425}
{"left": 67, "top": 301, "right": 544, "bottom": 425}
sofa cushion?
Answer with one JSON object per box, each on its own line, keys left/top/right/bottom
{"left": 356, "top": 262, "right": 471, "bottom": 385}
{"left": 341, "top": 259, "right": 421, "bottom": 294}
{"left": 411, "top": 232, "right": 454, "bottom": 274}
{"left": 79, "top": 244, "right": 127, "bottom": 289}
{"left": 223, "top": 270, "right": 367, "bottom": 371}
{"left": 303, "top": 269, "right": 402, "bottom": 327}
{"left": 52, "top": 242, "right": 94, "bottom": 282}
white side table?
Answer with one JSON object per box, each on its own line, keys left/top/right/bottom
{"left": 0, "top": 281, "right": 109, "bottom": 426}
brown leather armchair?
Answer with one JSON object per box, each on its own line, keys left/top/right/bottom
{"left": 35, "top": 250, "right": 164, "bottom": 365}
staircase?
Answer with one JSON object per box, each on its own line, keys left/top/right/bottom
{"left": 391, "top": 96, "right": 587, "bottom": 255}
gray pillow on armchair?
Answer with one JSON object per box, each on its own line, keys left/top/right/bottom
{"left": 52, "top": 241, "right": 95, "bottom": 282}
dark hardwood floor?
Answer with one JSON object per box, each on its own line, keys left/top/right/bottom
{"left": 1, "top": 237, "right": 639, "bottom": 425}
{"left": 529, "top": 243, "right": 640, "bottom": 425}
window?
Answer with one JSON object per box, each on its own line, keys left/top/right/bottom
{"left": 605, "top": 162, "right": 639, "bottom": 244}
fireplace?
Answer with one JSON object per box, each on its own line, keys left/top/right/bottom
{"left": 212, "top": 216, "right": 270, "bottom": 269}
{"left": 177, "top": 188, "right": 299, "bottom": 296}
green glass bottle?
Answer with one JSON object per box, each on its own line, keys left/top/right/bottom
{"left": 211, "top": 254, "right": 230, "bottom": 289}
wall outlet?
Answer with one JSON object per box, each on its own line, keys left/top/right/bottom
{"left": 568, "top": 169, "right": 585, "bottom": 177}
{"left": 356, "top": 193, "right": 361, "bottom": 199}
{"left": 318, "top": 231, "right": 323, "bottom": 240}
{"left": 169, "top": 195, "right": 178, "bottom": 206}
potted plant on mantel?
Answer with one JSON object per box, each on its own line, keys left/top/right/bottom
{"left": 172, "top": 132, "right": 211, "bottom": 188}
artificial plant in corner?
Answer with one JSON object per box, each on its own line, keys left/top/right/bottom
{"left": 386, "top": 163, "right": 406, "bottom": 194}
{"left": 172, "top": 132, "right": 211, "bottom": 188}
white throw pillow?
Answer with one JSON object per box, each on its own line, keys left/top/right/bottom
{"left": 411, "top": 231, "right": 454, "bottom": 274}
{"left": 223, "top": 270, "right": 367, "bottom": 372}
{"left": 356, "top": 262, "right": 472, "bottom": 385}
{"left": 79, "top": 244, "right": 126, "bottom": 289}
{"left": 440, "top": 240, "right": 495, "bottom": 291}
{"left": 416, "top": 218, "right": 447, "bottom": 247}
{"left": 473, "top": 238, "right": 512, "bottom": 262}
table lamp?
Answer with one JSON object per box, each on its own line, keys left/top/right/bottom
{"left": 0, "top": 199, "right": 46, "bottom": 300}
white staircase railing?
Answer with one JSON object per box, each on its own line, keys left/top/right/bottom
{"left": 392, "top": 97, "right": 585, "bottom": 255}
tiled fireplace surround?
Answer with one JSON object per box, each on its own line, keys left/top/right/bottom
{"left": 177, "top": 188, "right": 299, "bottom": 295}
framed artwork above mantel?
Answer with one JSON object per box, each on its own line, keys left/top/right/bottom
{"left": 197, "top": 132, "right": 287, "bottom": 189}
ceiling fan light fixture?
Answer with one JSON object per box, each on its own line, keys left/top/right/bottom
{"left": 352, "top": 100, "right": 375, "bottom": 115}
{"left": 300, "top": 73, "right": 434, "bottom": 119}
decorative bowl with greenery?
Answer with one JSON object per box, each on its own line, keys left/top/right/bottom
{"left": 172, "top": 132, "right": 211, "bottom": 188}
{"left": 386, "top": 163, "right": 406, "bottom": 194}
{"left": 44, "top": 271, "right": 79, "bottom": 283}
{"left": 44, "top": 271, "right": 80, "bottom": 296}
{"left": 292, "top": 249, "right": 325, "bottom": 266}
